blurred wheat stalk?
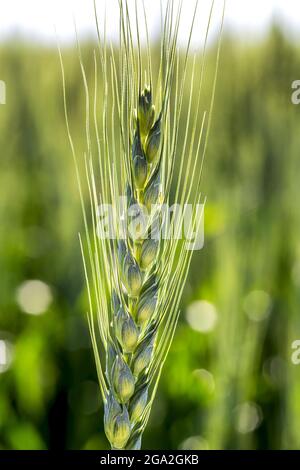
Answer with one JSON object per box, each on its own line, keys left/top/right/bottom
{"left": 60, "top": 0, "right": 224, "bottom": 450}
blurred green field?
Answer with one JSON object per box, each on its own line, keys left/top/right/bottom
{"left": 1, "top": 26, "right": 300, "bottom": 450}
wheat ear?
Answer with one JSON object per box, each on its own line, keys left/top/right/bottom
{"left": 59, "top": 0, "right": 225, "bottom": 450}
{"left": 100, "top": 84, "right": 164, "bottom": 450}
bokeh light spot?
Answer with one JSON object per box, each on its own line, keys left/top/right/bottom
{"left": 16, "top": 280, "right": 53, "bottom": 315}
{"left": 234, "top": 402, "right": 262, "bottom": 434}
{"left": 243, "top": 290, "right": 272, "bottom": 322}
{"left": 0, "top": 338, "right": 13, "bottom": 373}
{"left": 186, "top": 301, "right": 218, "bottom": 333}
{"left": 263, "top": 356, "right": 286, "bottom": 386}
{"left": 193, "top": 369, "right": 215, "bottom": 395}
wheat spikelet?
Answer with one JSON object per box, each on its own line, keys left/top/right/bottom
{"left": 59, "top": 0, "right": 225, "bottom": 450}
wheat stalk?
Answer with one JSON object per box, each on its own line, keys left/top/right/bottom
{"left": 59, "top": 0, "right": 224, "bottom": 450}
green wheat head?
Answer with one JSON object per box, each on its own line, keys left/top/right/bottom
{"left": 60, "top": 0, "right": 224, "bottom": 450}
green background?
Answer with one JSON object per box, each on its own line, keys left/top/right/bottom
{"left": 1, "top": 25, "right": 300, "bottom": 450}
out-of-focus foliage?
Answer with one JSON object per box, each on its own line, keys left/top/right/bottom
{"left": 1, "top": 26, "right": 300, "bottom": 449}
